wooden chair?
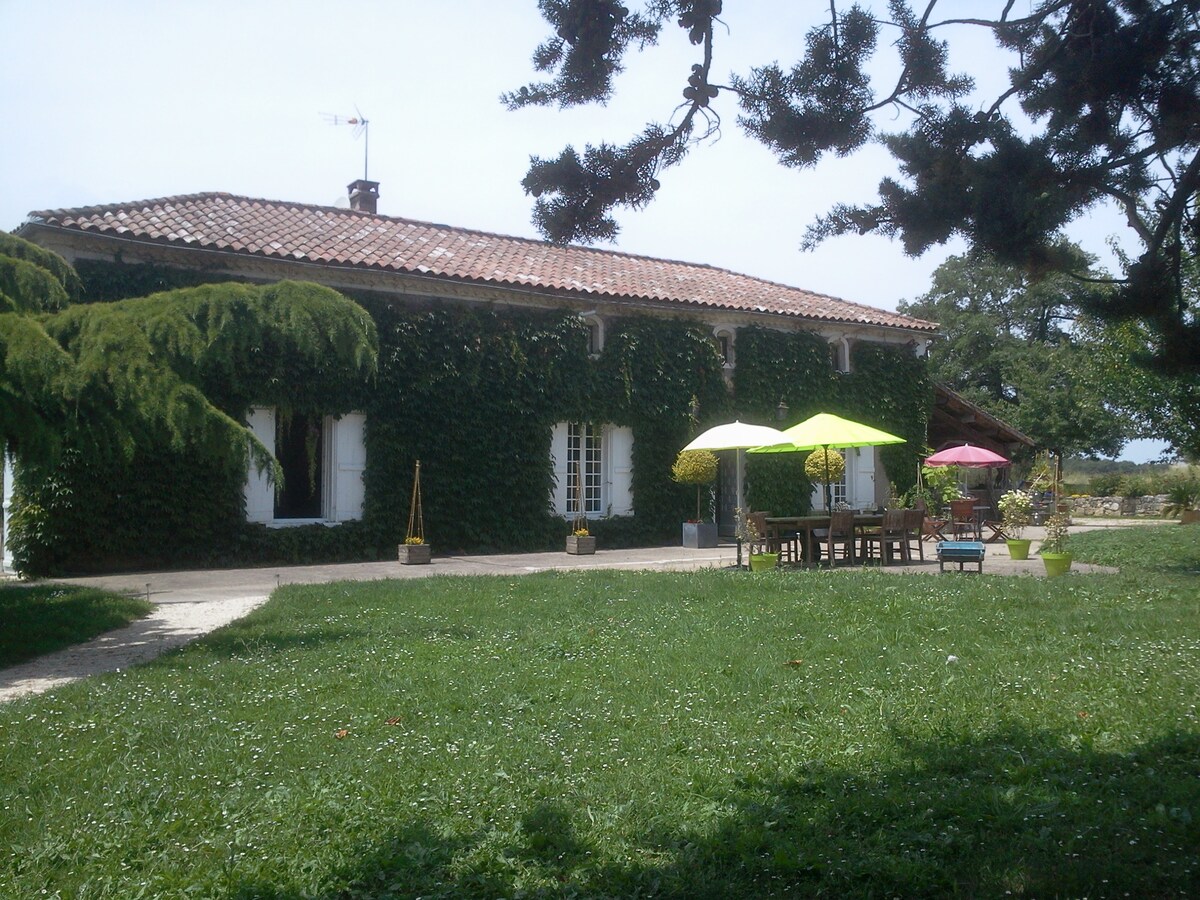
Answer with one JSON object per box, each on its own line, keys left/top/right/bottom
{"left": 981, "top": 519, "right": 1009, "bottom": 543}
{"left": 902, "top": 507, "right": 925, "bottom": 561}
{"left": 948, "top": 498, "right": 978, "bottom": 540}
{"left": 824, "top": 509, "right": 858, "bottom": 566}
{"left": 860, "top": 509, "right": 910, "bottom": 564}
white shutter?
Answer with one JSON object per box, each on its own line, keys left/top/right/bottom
{"left": 550, "top": 422, "right": 569, "bottom": 516}
{"left": 852, "top": 446, "right": 877, "bottom": 509}
{"left": 328, "top": 412, "right": 366, "bottom": 522}
{"left": 607, "top": 425, "right": 635, "bottom": 516}
{"left": 2, "top": 453, "right": 14, "bottom": 572}
{"left": 244, "top": 406, "right": 276, "bottom": 523}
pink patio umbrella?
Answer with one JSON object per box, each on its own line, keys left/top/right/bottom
{"left": 925, "top": 444, "right": 1010, "bottom": 524}
{"left": 924, "top": 444, "right": 1010, "bottom": 468}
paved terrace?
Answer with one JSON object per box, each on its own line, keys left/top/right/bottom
{"left": 0, "top": 517, "right": 1163, "bottom": 701}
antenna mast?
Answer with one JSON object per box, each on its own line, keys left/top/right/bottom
{"left": 321, "top": 110, "right": 370, "bottom": 180}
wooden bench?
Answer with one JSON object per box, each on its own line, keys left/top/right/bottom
{"left": 937, "top": 540, "right": 985, "bottom": 574}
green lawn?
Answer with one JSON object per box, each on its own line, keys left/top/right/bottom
{"left": 0, "top": 583, "right": 153, "bottom": 668}
{"left": 1, "top": 526, "right": 1197, "bottom": 897}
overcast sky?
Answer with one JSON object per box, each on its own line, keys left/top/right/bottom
{"left": 0, "top": 1, "right": 1166, "bottom": 461}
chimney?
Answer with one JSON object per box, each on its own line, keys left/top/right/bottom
{"left": 347, "top": 179, "right": 380, "bottom": 213}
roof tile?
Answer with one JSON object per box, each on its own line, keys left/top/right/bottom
{"left": 27, "top": 192, "right": 936, "bottom": 332}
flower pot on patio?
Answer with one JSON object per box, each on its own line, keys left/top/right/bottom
{"left": 749, "top": 552, "right": 778, "bottom": 572}
{"left": 1041, "top": 551, "right": 1072, "bottom": 577}
{"left": 398, "top": 543, "right": 431, "bottom": 565}
{"left": 1005, "top": 538, "right": 1032, "bottom": 560}
{"left": 566, "top": 534, "right": 596, "bottom": 555}
{"left": 682, "top": 522, "right": 718, "bottom": 548}
{"left": 1181, "top": 509, "right": 1200, "bottom": 525}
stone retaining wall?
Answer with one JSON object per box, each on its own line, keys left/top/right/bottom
{"left": 1069, "top": 495, "right": 1168, "bottom": 517}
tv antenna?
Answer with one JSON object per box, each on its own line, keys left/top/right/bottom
{"left": 321, "top": 109, "right": 370, "bottom": 180}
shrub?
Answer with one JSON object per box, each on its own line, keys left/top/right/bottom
{"left": 1162, "top": 478, "right": 1199, "bottom": 518}
{"left": 1087, "top": 472, "right": 1123, "bottom": 497}
{"left": 1118, "top": 475, "right": 1150, "bottom": 498}
{"left": 997, "top": 489, "right": 1034, "bottom": 539}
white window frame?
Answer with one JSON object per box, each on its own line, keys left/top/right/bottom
{"left": 830, "top": 337, "right": 852, "bottom": 374}
{"left": 551, "top": 422, "right": 634, "bottom": 519}
{"left": 812, "top": 448, "right": 877, "bottom": 511}
{"left": 713, "top": 326, "right": 736, "bottom": 369}
{"left": 580, "top": 313, "right": 604, "bottom": 357}
{"left": 244, "top": 406, "right": 366, "bottom": 526}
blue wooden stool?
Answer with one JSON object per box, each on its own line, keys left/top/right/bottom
{"left": 937, "top": 540, "right": 985, "bottom": 573}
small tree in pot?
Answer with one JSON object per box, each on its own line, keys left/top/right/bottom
{"left": 804, "top": 448, "right": 845, "bottom": 512}
{"left": 672, "top": 449, "right": 719, "bottom": 547}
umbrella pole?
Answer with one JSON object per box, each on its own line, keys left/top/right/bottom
{"left": 823, "top": 444, "right": 832, "bottom": 512}
{"left": 736, "top": 448, "right": 745, "bottom": 520}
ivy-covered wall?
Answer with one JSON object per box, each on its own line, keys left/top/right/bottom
{"left": 731, "top": 328, "right": 932, "bottom": 515}
{"left": 13, "top": 260, "right": 929, "bottom": 575}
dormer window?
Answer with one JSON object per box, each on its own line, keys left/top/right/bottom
{"left": 713, "top": 327, "right": 736, "bottom": 369}
{"left": 830, "top": 337, "right": 851, "bottom": 374}
{"left": 581, "top": 313, "right": 604, "bottom": 356}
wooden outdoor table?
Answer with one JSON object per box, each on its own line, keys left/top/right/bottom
{"left": 766, "top": 514, "right": 883, "bottom": 566}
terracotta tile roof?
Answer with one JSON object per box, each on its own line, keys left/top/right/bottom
{"left": 25, "top": 192, "right": 936, "bottom": 332}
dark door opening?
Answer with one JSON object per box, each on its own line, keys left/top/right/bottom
{"left": 274, "top": 413, "right": 323, "bottom": 519}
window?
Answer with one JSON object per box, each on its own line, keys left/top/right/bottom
{"left": 581, "top": 313, "right": 604, "bottom": 356}
{"left": 567, "top": 422, "right": 603, "bottom": 515}
{"left": 245, "top": 407, "right": 365, "bottom": 525}
{"left": 830, "top": 452, "right": 848, "bottom": 508}
{"left": 830, "top": 337, "right": 851, "bottom": 373}
{"left": 812, "top": 447, "right": 879, "bottom": 511}
{"left": 551, "top": 422, "right": 634, "bottom": 518}
{"left": 713, "top": 327, "right": 735, "bottom": 368}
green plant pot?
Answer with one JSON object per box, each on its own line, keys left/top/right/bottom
{"left": 1041, "top": 551, "right": 1072, "bottom": 577}
{"left": 749, "top": 552, "right": 778, "bottom": 572}
{"left": 1006, "top": 538, "right": 1032, "bottom": 560}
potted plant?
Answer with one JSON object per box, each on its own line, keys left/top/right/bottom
{"left": 565, "top": 463, "right": 596, "bottom": 555}
{"left": 997, "top": 488, "right": 1034, "bottom": 560}
{"left": 398, "top": 459, "right": 431, "bottom": 564}
{"left": 1039, "top": 511, "right": 1072, "bottom": 576}
{"left": 1163, "top": 478, "right": 1200, "bottom": 525}
{"left": 672, "top": 449, "right": 719, "bottom": 548}
{"left": 735, "top": 508, "right": 777, "bottom": 571}
{"left": 804, "top": 448, "right": 846, "bottom": 512}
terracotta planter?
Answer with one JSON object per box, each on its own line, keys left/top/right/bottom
{"left": 398, "top": 543, "right": 431, "bottom": 565}
{"left": 1005, "top": 538, "right": 1032, "bottom": 560}
{"left": 682, "top": 522, "right": 718, "bottom": 548}
{"left": 1181, "top": 509, "right": 1200, "bottom": 525}
{"left": 749, "top": 552, "right": 778, "bottom": 572}
{"left": 566, "top": 534, "right": 596, "bottom": 555}
{"left": 1041, "top": 551, "right": 1072, "bottom": 577}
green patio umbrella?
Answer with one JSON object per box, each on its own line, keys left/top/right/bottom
{"left": 749, "top": 412, "right": 906, "bottom": 512}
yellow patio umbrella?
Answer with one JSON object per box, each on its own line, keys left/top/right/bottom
{"left": 749, "top": 412, "right": 905, "bottom": 511}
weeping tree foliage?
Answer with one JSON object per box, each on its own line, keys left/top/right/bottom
{"left": 0, "top": 232, "right": 378, "bottom": 482}
{"left": 506, "top": 1, "right": 1200, "bottom": 452}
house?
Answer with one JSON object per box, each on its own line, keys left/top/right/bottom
{"left": 929, "top": 384, "right": 1035, "bottom": 460}
{"left": 8, "top": 180, "right": 939, "bottom": 573}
